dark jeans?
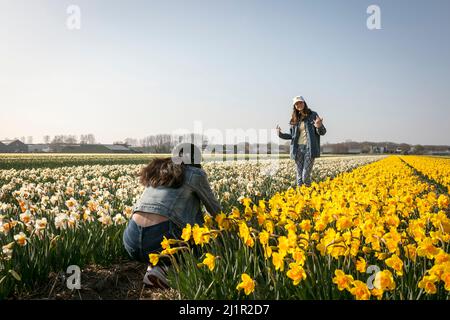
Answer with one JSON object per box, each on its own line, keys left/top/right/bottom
{"left": 295, "top": 144, "right": 315, "bottom": 186}
{"left": 123, "top": 218, "right": 182, "bottom": 263}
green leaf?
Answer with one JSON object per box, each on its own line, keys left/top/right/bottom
{"left": 9, "top": 269, "right": 22, "bottom": 281}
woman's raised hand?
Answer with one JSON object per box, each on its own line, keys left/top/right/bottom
{"left": 276, "top": 125, "right": 281, "bottom": 134}
{"left": 313, "top": 116, "right": 323, "bottom": 128}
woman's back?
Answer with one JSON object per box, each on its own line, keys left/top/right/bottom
{"left": 123, "top": 148, "right": 222, "bottom": 264}
{"left": 133, "top": 165, "right": 221, "bottom": 228}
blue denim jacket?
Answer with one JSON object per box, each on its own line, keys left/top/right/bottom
{"left": 132, "top": 165, "right": 222, "bottom": 228}
{"left": 278, "top": 110, "right": 327, "bottom": 159}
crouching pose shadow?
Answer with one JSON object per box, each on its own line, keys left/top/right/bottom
{"left": 122, "top": 143, "right": 222, "bottom": 288}
{"left": 277, "top": 95, "right": 327, "bottom": 187}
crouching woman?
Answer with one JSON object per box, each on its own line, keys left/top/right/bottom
{"left": 122, "top": 143, "right": 222, "bottom": 287}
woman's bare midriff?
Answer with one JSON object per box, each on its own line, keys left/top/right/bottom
{"left": 132, "top": 211, "right": 169, "bottom": 227}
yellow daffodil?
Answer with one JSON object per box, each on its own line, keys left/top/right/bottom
{"left": 349, "top": 280, "right": 371, "bottom": 300}
{"left": 149, "top": 253, "right": 159, "bottom": 266}
{"left": 286, "top": 263, "right": 307, "bottom": 285}
{"left": 299, "top": 219, "right": 312, "bottom": 232}
{"left": 417, "top": 238, "right": 440, "bottom": 259}
{"left": 259, "top": 230, "right": 269, "bottom": 246}
{"left": 385, "top": 254, "right": 404, "bottom": 276}
{"left": 292, "top": 248, "right": 306, "bottom": 265}
{"left": 277, "top": 236, "right": 289, "bottom": 255}
{"left": 181, "top": 224, "right": 192, "bottom": 242}
{"left": 356, "top": 257, "right": 367, "bottom": 273}
{"left": 418, "top": 275, "right": 439, "bottom": 294}
{"left": 192, "top": 224, "right": 210, "bottom": 246}
{"left": 236, "top": 273, "right": 255, "bottom": 295}
{"left": 374, "top": 270, "right": 396, "bottom": 291}
{"left": 161, "top": 236, "right": 171, "bottom": 250}
{"left": 272, "top": 252, "right": 285, "bottom": 271}
{"left": 332, "top": 270, "right": 354, "bottom": 291}
{"left": 198, "top": 253, "right": 216, "bottom": 271}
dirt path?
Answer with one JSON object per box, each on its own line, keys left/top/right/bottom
{"left": 15, "top": 261, "right": 179, "bottom": 300}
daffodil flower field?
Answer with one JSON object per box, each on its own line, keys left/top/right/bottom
{"left": 1, "top": 154, "right": 449, "bottom": 300}
{"left": 157, "top": 156, "right": 450, "bottom": 300}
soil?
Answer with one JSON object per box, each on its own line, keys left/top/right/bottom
{"left": 14, "top": 261, "right": 180, "bottom": 300}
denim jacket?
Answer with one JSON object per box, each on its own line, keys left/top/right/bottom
{"left": 278, "top": 110, "right": 327, "bottom": 159}
{"left": 133, "top": 165, "right": 222, "bottom": 228}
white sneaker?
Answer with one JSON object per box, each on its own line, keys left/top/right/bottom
{"left": 143, "top": 265, "right": 170, "bottom": 289}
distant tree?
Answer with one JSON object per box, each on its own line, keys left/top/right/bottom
{"left": 27, "top": 136, "right": 33, "bottom": 144}
{"left": 174, "top": 133, "right": 208, "bottom": 147}
{"left": 43, "top": 135, "right": 50, "bottom": 144}
{"left": 51, "top": 135, "right": 64, "bottom": 144}
{"left": 124, "top": 137, "right": 138, "bottom": 147}
{"left": 87, "top": 134, "right": 96, "bottom": 144}
{"left": 80, "top": 134, "right": 88, "bottom": 144}
{"left": 140, "top": 134, "right": 176, "bottom": 153}
{"left": 140, "top": 136, "right": 152, "bottom": 150}
{"left": 153, "top": 134, "right": 173, "bottom": 153}
{"left": 63, "top": 135, "right": 78, "bottom": 144}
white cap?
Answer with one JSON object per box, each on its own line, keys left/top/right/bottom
{"left": 292, "top": 95, "right": 305, "bottom": 106}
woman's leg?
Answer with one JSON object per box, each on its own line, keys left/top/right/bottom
{"left": 139, "top": 220, "right": 172, "bottom": 261}
{"left": 123, "top": 219, "right": 174, "bottom": 263}
{"left": 122, "top": 219, "right": 143, "bottom": 261}
{"left": 141, "top": 220, "right": 181, "bottom": 289}
{"left": 301, "top": 152, "right": 315, "bottom": 186}
{"left": 295, "top": 146, "right": 306, "bottom": 186}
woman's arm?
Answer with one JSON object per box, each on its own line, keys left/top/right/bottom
{"left": 277, "top": 125, "right": 293, "bottom": 140}
{"left": 313, "top": 113, "right": 327, "bottom": 136}
{"left": 316, "top": 124, "right": 326, "bottom": 136}
{"left": 191, "top": 170, "right": 222, "bottom": 216}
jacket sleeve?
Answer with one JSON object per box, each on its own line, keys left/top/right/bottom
{"left": 313, "top": 113, "right": 327, "bottom": 136}
{"left": 278, "top": 126, "right": 293, "bottom": 140}
{"left": 191, "top": 170, "right": 222, "bottom": 216}
{"left": 316, "top": 124, "right": 327, "bottom": 136}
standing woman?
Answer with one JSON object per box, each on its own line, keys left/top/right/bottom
{"left": 276, "top": 96, "right": 327, "bottom": 186}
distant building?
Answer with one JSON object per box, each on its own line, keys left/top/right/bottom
{"left": 348, "top": 148, "right": 362, "bottom": 154}
{"left": 0, "top": 139, "right": 28, "bottom": 153}
{"left": 322, "top": 145, "right": 361, "bottom": 154}
{"left": 60, "top": 144, "right": 141, "bottom": 154}
{"left": 370, "top": 146, "right": 385, "bottom": 153}
{"left": 27, "top": 144, "right": 51, "bottom": 153}
{"left": 223, "top": 145, "right": 235, "bottom": 153}
{"left": 322, "top": 145, "right": 335, "bottom": 153}
{"left": 104, "top": 144, "right": 137, "bottom": 153}
{"left": 429, "top": 149, "right": 450, "bottom": 155}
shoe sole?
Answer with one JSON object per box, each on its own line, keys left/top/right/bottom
{"left": 144, "top": 274, "right": 169, "bottom": 290}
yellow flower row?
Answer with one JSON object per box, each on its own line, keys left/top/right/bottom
{"left": 399, "top": 155, "right": 450, "bottom": 192}
{"left": 160, "top": 155, "right": 450, "bottom": 299}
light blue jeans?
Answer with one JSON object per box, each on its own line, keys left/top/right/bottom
{"left": 122, "top": 219, "right": 181, "bottom": 263}
{"left": 295, "top": 144, "right": 315, "bottom": 186}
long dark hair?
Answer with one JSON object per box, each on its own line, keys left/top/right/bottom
{"left": 139, "top": 158, "right": 184, "bottom": 188}
{"left": 290, "top": 102, "right": 312, "bottom": 125}
{"left": 139, "top": 143, "right": 202, "bottom": 188}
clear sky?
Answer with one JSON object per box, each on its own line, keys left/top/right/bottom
{"left": 1, "top": 0, "right": 449, "bottom": 145}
